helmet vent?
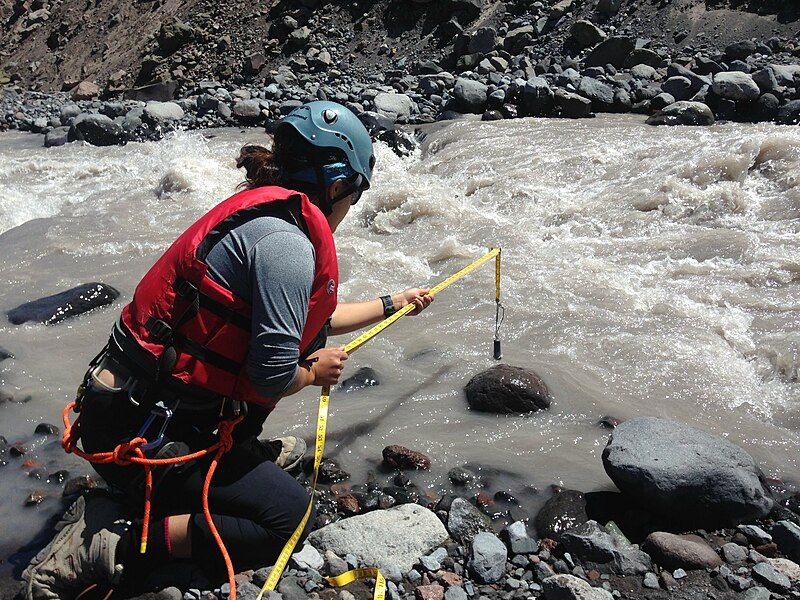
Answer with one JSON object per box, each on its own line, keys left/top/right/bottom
{"left": 333, "top": 131, "right": 354, "bottom": 151}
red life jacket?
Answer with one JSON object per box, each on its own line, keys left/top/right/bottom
{"left": 117, "top": 186, "right": 338, "bottom": 408}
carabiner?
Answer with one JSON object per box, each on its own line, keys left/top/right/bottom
{"left": 136, "top": 399, "right": 180, "bottom": 451}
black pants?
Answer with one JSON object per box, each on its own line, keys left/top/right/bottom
{"left": 78, "top": 384, "right": 314, "bottom": 581}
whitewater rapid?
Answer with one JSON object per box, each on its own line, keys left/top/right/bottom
{"left": 1, "top": 115, "right": 799, "bottom": 575}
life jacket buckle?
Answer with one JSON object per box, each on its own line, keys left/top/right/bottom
{"left": 174, "top": 277, "right": 197, "bottom": 298}
{"left": 137, "top": 398, "right": 181, "bottom": 451}
{"left": 145, "top": 317, "right": 173, "bottom": 344}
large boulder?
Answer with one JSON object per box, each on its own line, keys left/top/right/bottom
{"left": 641, "top": 532, "right": 723, "bottom": 570}
{"left": 308, "top": 504, "right": 448, "bottom": 572}
{"left": 8, "top": 283, "right": 120, "bottom": 325}
{"left": 569, "top": 20, "right": 606, "bottom": 50}
{"left": 776, "top": 100, "right": 800, "bottom": 125}
{"left": 70, "top": 80, "right": 100, "bottom": 101}
{"left": 124, "top": 81, "right": 179, "bottom": 102}
{"left": 542, "top": 574, "right": 613, "bottom": 600}
{"left": 464, "top": 365, "right": 550, "bottom": 413}
{"left": 584, "top": 36, "right": 634, "bottom": 68}
{"left": 624, "top": 48, "right": 662, "bottom": 69}
{"left": 453, "top": 78, "right": 488, "bottom": 114}
{"left": 602, "top": 417, "right": 774, "bottom": 527}
{"left": 374, "top": 92, "right": 413, "bottom": 122}
{"left": 554, "top": 89, "right": 592, "bottom": 118}
{"left": 712, "top": 72, "right": 761, "bottom": 102}
{"left": 68, "top": 114, "right": 125, "bottom": 146}
{"left": 521, "top": 77, "right": 554, "bottom": 116}
{"left": 504, "top": 25, "right": 534, "bottom": 54}
{"left": 468, "top": 27, "right": 496, "bottom": 54}
{"left": 232, "top": 99, "right": 263, "bottom": 120}
{"left": 143, "top": 101, "right": 185, "bottom": 124}
{"left": 646, "top": 101, "right": 715, "bottom": 126}
{"left": 535, "top": 490, "right": 588, "bottom": 540}
{"left": 157, "top": 17, "right": 194, "bottom": 54}
{"left": 577, "top": 77, "right": 615, "bottom": 112}
{"left": 768, "top": 64, "right": 800, "bottom": 87}
{"left": 558, "top": 521, "right": 652, "bottom": 575}
{"left": 771, "top": 521, "right": 800, "bottom": 562}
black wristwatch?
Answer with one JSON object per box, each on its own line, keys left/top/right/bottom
{"left": 380, "top": 295, "right": 396, "bottom": 317}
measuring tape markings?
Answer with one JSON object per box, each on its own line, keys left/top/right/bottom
{"left": 257, "top": 248, "right": 502, "bottom": 600}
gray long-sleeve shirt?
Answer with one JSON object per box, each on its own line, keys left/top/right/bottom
{"left": 205, "top": 215, "right": 316, "bottom": 397}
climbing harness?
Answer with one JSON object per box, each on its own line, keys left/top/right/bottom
{"left": 257, "top": 247, "right": 504, "bottom": 600}
{"left": 61, "top": 247, "right": 503, "bottom": 600}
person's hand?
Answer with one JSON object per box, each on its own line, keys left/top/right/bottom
{"left": 307, "top": 347, "right": 349, "bottom": 386}
{"left": 392, "top": 288, "right": 434, "bottom": 316}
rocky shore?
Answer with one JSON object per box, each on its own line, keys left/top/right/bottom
{"left": 4, "top": 359, "right": 800, "bottom": 600}
{"left": 2, "top": 0, "right": 800, "bottom": 148}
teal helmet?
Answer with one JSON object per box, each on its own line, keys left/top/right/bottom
{"left": 277, "top": 101, "right": 375, "bottom": 202}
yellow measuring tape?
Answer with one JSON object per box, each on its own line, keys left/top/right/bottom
{"left": 256, "top": 247, "right": 502, "bottom": 600}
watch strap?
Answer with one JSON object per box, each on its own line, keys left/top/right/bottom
{"left": 380, "top": 295, "right": 396, "bottom": 317}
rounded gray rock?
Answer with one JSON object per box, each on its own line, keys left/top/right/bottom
{"left": 469, "top": 532, "right": 507, "bottom": 584}
{"left": 602, "top": 417, "right": 773, "bottom": 527}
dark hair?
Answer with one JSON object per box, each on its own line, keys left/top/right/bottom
{"left": 236, "top": 144, "right": 281, "bottom": 189}
{"left": 236, "top": 127, "right": 350, "bottom": 191}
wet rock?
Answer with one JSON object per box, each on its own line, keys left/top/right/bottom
{"left": 68, "top": 114, "right": 125, "bottom": 146}
{"left": 336, "top": 493, "right": 361, "bottom": 515}
{"left": 534, "top": 490, "right": 588, "bottom": 540}
{"left": 71, "top": 80, "right": 100, "bottom": 101}
{"left": 776, "top": 100, "right": 800, "bottom": 125}
{"left": 308, "top": 504, "right": 448, "bottom": 571}
{"left": 0, "top": 347, "right": 13, "bottom": 362}
{"left": 383, "top": 445, "right": 431, "bottom": 470}
{"left": 63, "top": 474, "right": 100, "bottom": 496}
{"left": 448, "top": 466, "right": 481, "bottom": 487}
{"left": 646, "top": 101, "right": 715, "bottom": 126}
{"left": 752, "top": 561, "right": 790, "bottom": 593}
{"left": 771, "top": 520, "right": 800, "bottom": 562}
{"left": 10, "top": 443, "right": 27, "bottom": 457}
{"left": 596, "top": 416, "right": 621, "bottom": 430}
{"left": 569, "top": 20, "right": 606, "bottom": 50}
{"left": 447, "top": 497, "right": 491, "bottom": 544}
{"left": 554, "top": 89, "right": 592, "bottom": 118}
{"left": 651, "top": 93, "right": 675, "bottom": 111}
{"left": 559, "top": 521, "right": 652, "bottom": 575}
{"left": 541, "top": 574, "right": 613, "bottom": 599}
{"left": 603, "top": 417, "right": 773, "bottom": 527}
{"left": 712, "top": 72, "right": 761, "bottom": 102}
{"left": 374, "top": 93, "right": 412, "bottom": 122}
{"left": 468, "top": 532, "right": 506, "bottom": 583}
{"left": 44, "top": 126, "right": 70, "bottom": 147}
{"left": 47, "top": 470, "right": 69, "bottom": 484}
{"left": 501, "top": 520, "right": 538, "bottom": 555}
{"left": 521, "top": 77, "right": 554, "bottom": 116}
{"left": 319, "top": 458, "right": 350, "bottom": 484}
{"left": 35, "top": 423, "right": 59, "bottom": 435}
{"left": 453, "top": 78, "right": 487, "bottom": 114}
{"left": 339, "top": 367, "right": 380, "bottom": 392}
{"left": 585, "top": 36, "right": 634, "bottom": 69}
{"left": 8, "top": 282, "right": 120, "bottom": 325}
{"left": 26, "top": 490, "right": 46, "bottom": 506}
{"left": 464, "top": 364, "right": 550, "bottom": 414}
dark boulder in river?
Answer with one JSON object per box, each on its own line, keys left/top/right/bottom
{"left": 0, "top": 346, "right": 13, "bottom": 361}
{"left": 338, "top": 366, "right": 380, "bottom": 392}
{"left": 464, "top": 364, "right": 550, "bottom": 413}
{"left": 8, "top": 282, "right": 120, "bottom": 325}
{"left": 534, "top": 489, "right": 588, "bottom": 540}
{"left": 646, "top": 101, "right": 715, "bottom": 126}
{"left": 602, "top": 417, "right": 774, "bottom": 528}
{"left": 68, "top": 113, "right": 125, "bottom": 146}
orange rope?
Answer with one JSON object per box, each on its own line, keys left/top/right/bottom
{"left": 62, "top": 401, "right": 243, "bottom": 600}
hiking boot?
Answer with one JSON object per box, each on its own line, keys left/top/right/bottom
{"left": 22, "top": 493, "right": 130, "bottom": 600}
{"left": 270, "top": 436, "right": 307, "bottom": 472}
